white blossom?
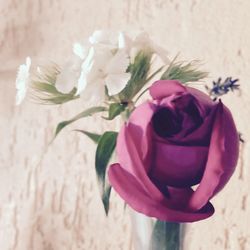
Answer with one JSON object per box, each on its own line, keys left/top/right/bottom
{"left": 55, "top": 55, "right": 82, "bottom": 94}
{"left": 15, "top": 57, "right": 31, "bottom": 105}
{"left": 76, "top": 45, "right": 130, "bottom": 98}
{"left": 130, "top": 32, "right": 169, "bottom": 63}
{"left": 104, "top": 49, "right": 131, "bottom": 96}
{"left": 54, "top": 30, "right": 169, "bottom": 100}
{"left": 76, "top": 46, "right": 95, "bottom": 95}
{"left": 55, "top": 41, "right": 91, "bottom": 94}
{"left": 89, "top": 30, "right": 120, "bottom": 48}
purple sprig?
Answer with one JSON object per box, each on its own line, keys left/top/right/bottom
{"left": 206, "top": 77, "right": 240, "bottom": 101}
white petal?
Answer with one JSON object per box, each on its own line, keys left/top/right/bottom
{"left": 134, "top": 32, "right": 169, "bottom": 63}
{"left": 105, "top": 73, "right": 131, "bottom": 96}
{"left": 15, "top": 57, "right": 31, "bottom": 105}
{"left": 89, "top": 30, "right": 110, "bottom": 44}
{"left": 153, "top": 43, "right": 170, "bottom": 63}
{"left": 73, "top": 43, "right": 85, "bottom": 59}
{"left": 26, "top": 57, "right": 31, "bottom": 69}
{"left": 118, "top": 32, "right": 126, "bottom": 49}
{"left": 82, "top": 79, "right": 106, "bottom": 104}
{"left": 118, "top": 32, "right": 133, "bottom": 51}
{"left": 105, "top": 49, "right": 130, "bottom": 75}
{"left": 89, "top": 30, "right": 120, "bottom": 47}
{"left": 134, "top": 32, "right": 151, "bottom": 48}
{"left": 92, "top": 47, "right": 113, "bottom": 69}
{"left": 76, "top": 47, "right": 95, "bottom": 95}
{"left": 55, "top": 54, "right": 84, "bottom": 94}
{"left": 36, "top": 66, "right": 42, "bottom": 75}
{"left": 55, "top": 70, "right": 76, "bottom": 94}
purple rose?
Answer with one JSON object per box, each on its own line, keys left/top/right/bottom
{"left": 108, "top": 80, "right": 239, "bottom": 222}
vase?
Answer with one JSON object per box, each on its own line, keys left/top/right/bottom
{"left": 130, "top": 208, "right": 183, "bottom": 250}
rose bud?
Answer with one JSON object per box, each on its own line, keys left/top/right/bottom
{"left": 108, "top": 80, "right": 239, "bottom": 222}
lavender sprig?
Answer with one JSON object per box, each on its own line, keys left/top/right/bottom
{"left": 206, "top": 77, "right": 240, "bottom": 101}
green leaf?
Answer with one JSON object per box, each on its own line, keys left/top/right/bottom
{"left": 150, "top": 220, "right": 181, "bottom": 250}
{"left": 161, "top": 60, "right": 208, "bottom": 83}
{"left": 32, "top": 82, "right": 79, "bottom": 105}
{"left": 95, "top": 131, "right": 118, "bottom": 215}
{"left": 118, "top": 50, "right": 152, "bottom": 102}
{"left": 102, "top": 185, "right": 112, "bottom": 215}
{"left": 31, "top": 64, "right": 80, "bottom": 105}
{"left": 74, "top": 130, "right": 101, "bottom": 144}
{"left": 104, "top": 103, "right": 126, "bottom": 120}
{"left": 54, "top": 106, "right": 107, "bottom": 139}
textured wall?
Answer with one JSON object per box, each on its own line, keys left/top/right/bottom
{"left": 0, "top": 0, "right": 250, "bottom": 249}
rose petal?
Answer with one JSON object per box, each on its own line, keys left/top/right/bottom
{"left": 149, "top": 80, "right": 187, "bottom": 100}
{"left": 189, "top": 101, "right": 239, "bottom": 210}
{"left": 187, "top": 86, "right": 215, "bottom": 115}
{"left": 127, "top": 101, "right": 156, "bottom": 162}
{"left": 108, "top": 163, "right": 214, "bottom": 222}
{"left": 117, "top": 124, "right": 164, "bottom": 201}
{"left": 165, "top": 104, "right": 218, "bottom": 146}
{"left": 151, "top": 142, "right": 208, "bottom": 188}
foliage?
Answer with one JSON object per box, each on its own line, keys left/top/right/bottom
{"left": 161, "top": 60, "right": 208, "bottom": 83}
{"left": 31, "top": 65, "right": 79, "bottom": 105}
{"left": 118, "top": 50, "right": 152, "bottom": 102}
{"left": 54, "top": 106, "right": 107, "bottom": 139}
{"left": 74, "top": 130, "right": 101, "bottom": 144}
{"left": 95, "top": 131, "right": 118, "bottom": 215}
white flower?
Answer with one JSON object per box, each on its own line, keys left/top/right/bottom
{"left": 15, "top": 57, "right": 31, "bottom": 105}
{"left": 130, "top": 32, "right": 169, "bottom": 63}
{"left": 104, "top": 49, "right": 131, "bottom": 96}
{"left": 54, "top": 30, "right": 169, "bottom": 101}
{"left": 77, "top": 30, "right": 131, "bottom": 97}
{"left": 76, "top": 46, "right": 95, "bottom": 95}
{"left": 55, "top": 55, "right": 82, "bottom": 94}
{"left": 89, "top": 30, "right": 120, "bottom": 48}
{"left": 76, "top": 46, "right": 130, "bottom": 98}
{"left": 55, "top": 31, "right": 131, "bottom": 98}
{"left": 55, "top": 41, "right": 92, "bottom": 94}
{"left": 73, "top": 42, "right": 86, "bottom": 60}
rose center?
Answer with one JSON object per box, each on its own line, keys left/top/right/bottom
{"left": 152, "top": 107, "right": 182, "bottom": 138}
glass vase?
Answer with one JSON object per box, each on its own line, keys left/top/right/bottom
{"left": 130, "top": 208, "right": 183, "bottom": 250}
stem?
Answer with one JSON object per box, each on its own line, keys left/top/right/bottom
{"left": 150, "top": 220, "right": 181, "bottom": 250}
{"left": 134, "top": 87, "right": 149, "bottom": 104}
{"left": 146, "top": 66, "right": 165, "bottom": 83}
{"left": 133, "top": 66, "right": 165, "bottom": 105}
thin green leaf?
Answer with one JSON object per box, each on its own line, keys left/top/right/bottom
{"left": 102, "top": 185, "right": 112, "bottom": 215}
{"left": 54, "top": 106, "right": 107, "bottom": 139}
{"left": 95, "top": 131, "right": 118, "bottom": 215}
{"left": 30, "top": 64, "right": 80, "bottom": 105}
{"left": 74, "top": 130, "right": 101, "bottom": 144}
{"left": 145, "top": 66, "right": 164, "bottom": 83}
{"left": 161, "top": 60, "right": 208, "bottom": 83}
{"left": 31, "top": 81, "right": 79, "bottom": 105}
{"left": 103, "top": 103, "right": 126, "bottom": 120}
{"left": 150, "top": 220, "right": 181, "bottom": 250}
{"left": 118, "top": 50, "right": 152, "bottom": 102}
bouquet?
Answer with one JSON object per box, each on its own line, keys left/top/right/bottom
{"left": 16, "top": 30, "right": 240, "bottom": 250}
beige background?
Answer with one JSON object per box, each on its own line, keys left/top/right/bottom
{"left": 0, "top": 0, "right": 250, "bottom": 249}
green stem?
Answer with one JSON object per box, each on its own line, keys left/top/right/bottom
{"left": 150, "top": 220, "right": 181, "bottom": 250}
{"left": 133, "top": 66, "right": 165, "bottom": 105}
{"left": 146, "top": 66, "right": 165, "bottom": 83}
{"left": 134, "top": 87, "right": 149, "bottom": 104}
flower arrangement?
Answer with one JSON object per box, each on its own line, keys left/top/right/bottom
{"left": 16, "top": 30, "right": 240, "bottom": 250}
